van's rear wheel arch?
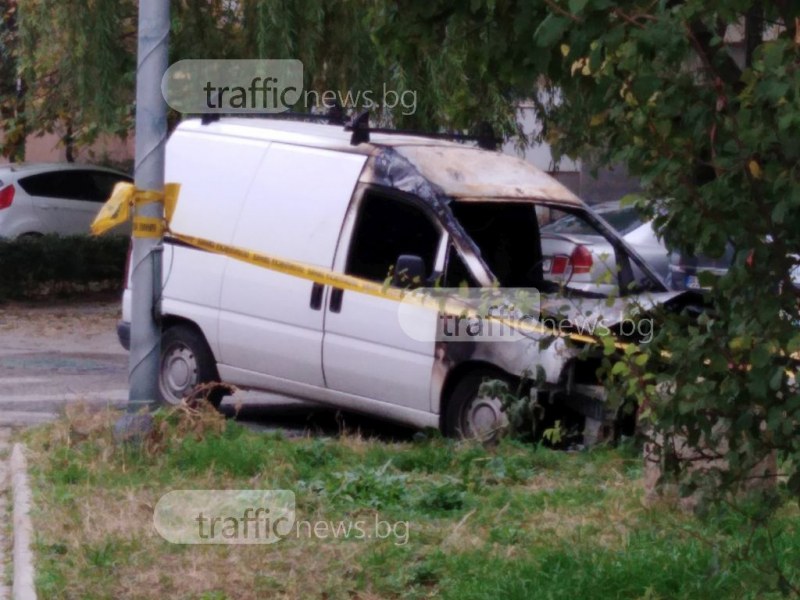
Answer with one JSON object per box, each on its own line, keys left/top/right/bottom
{"left": 440, "top": 363, "right": 517, "bottom": 441}
{"left": 158, "top": 319, "right": 224, "bottom": 408}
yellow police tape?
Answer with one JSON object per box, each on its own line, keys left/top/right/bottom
{"left": 133, "top": 216, "right": 166, "bottom": 238}
{"left": 91, "top": 182, "right": 180, "bottom": 237}
{"left": 92, "top": 184, "right": 800, "bottom": 379}
{"left": 168, "top": 231, "right": 616, "bottom": 349}
{"left": 86, "top": 184, "right": 635, "bottom": 352}
{"left": 169, "top": 231, "right": 795, "bottom": 374}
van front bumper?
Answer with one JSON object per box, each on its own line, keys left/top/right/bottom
{"left": 117, "top": 320, "right": 131, "bottom": 351}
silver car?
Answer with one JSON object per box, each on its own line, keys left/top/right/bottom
{"left": 541, "top": 201, "right": 670, "bottom": 295}
{"left": 0, "top": 163, "right": 131, "bottom": 239}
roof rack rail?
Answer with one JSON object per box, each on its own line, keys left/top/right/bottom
{"left": 199, "top": 105, "right": 501, "bottom": 150}
{"left": 344, "top": 111, "right": 500, "bottom": 151}
{"left": 200, "top": 101, "right": 347, "bottom": 126}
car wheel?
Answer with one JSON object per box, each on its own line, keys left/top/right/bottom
{"left": 158, "top": 324, "right": 223, "bottom": 408}
{"left": 443, "top": 369, "right": 511, "bottom": 441}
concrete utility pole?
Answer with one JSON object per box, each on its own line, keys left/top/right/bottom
{"left": 126, "top": 0, "right": 169, "bottom": 416}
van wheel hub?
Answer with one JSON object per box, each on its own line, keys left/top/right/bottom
{"left": 161, "top": 345, "right": 198, "bottom": 404}
{"left": 465, "top": 394, "right": 508, "bottom": 440}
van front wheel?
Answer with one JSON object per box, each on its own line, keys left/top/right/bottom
{"left": 443, "top": 370, "right": 511, "bottom": 442}
{"left": 158, "top": 325, "right": 223, "bottom": 408}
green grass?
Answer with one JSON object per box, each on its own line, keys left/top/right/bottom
{"left": 20, "top": 408, "right": 800, "bottom": 599}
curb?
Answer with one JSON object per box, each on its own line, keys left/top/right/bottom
{"left": 10, "top": 445, "right": 36, "bottom": 600}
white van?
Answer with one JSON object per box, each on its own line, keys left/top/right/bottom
{"left": 118, "top": 117, "right": 686, "bottom": 440}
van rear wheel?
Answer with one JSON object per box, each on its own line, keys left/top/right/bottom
{"left": 158, "top": 324, "right": 223, "bottom": 408}
{"left": 443, "top": 370, "right": 511, "bottom": 442}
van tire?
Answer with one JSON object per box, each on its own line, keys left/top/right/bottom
{"left": 158, "top": 324, "right": 224, "bottom": 409}
{"left": 443, "top": 369, "right": 511, "bottom": 442}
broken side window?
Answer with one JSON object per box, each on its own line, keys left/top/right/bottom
{"left": 443, "top": 244, "right": 478, "bottom": 288}
{"left": 346, "top": 190, "right": 441, "bottom": 285}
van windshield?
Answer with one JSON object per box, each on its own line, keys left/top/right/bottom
{"left": 450, "top": 201, "right": 659, "bottom": 296}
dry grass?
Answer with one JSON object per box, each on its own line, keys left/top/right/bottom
{"left": 32, "top": 478, "right": 397, "bottom": 599}
{"left": 25, "top": 404, "right": 408, "bottom": 599}
{"left": 21, "top": 411, "right": 799, "bottom": 599}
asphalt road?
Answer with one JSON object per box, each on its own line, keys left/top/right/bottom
{"left": 0, "top": 299, "right": 415, "bottom": 438}
{"left": 0, "top": 301, "right": 126, "bottom": 425}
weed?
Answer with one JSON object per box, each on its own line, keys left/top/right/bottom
{"left": 326, "top": 461, "right": 409, "bottom": 509}
{"left": 415, "top": 478, "right": 467, "bottom": 513}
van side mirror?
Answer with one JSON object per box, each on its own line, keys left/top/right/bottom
{"left": 392, "top": 255, "right": 426, "bottom": 288}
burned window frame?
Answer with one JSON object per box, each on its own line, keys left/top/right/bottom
{"left": 344, "top": 185, "right": 446, "bottom": 287}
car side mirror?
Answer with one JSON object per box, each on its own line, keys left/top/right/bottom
{"left": 392, "top": 255, "right": 426, "bottom": 288}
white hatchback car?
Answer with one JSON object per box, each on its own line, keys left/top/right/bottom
{"left": 0, "top": 163, "right": 132, "bottom": 239}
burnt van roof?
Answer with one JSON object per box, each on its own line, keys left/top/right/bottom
{"left": 178, "top": 118, "right": 583, "bottom": 207}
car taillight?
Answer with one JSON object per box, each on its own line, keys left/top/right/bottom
{"left": 550, "top": 255, "right": 570, "bottom": 275}
{"left": 746, "top": 249, "right": 754, "bottom": 268}
{"left": 570, "top": 245, "right": 594, "bottom": 274}
{"left": 0, "top": 185, "right": 15, "bottom": 210}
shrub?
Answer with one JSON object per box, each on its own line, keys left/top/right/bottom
{"left": 0, "top": 234, "right": 128, "bottom": 301}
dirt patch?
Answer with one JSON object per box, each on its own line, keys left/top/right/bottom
{"left": 0, "top": 300, "right": 122, "bottom": 355}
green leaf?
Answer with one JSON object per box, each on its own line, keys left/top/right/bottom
{"left": 618, "top": 193, "right": 644, "bottom": 207}
{"left": 769, "top": 367, "right": 784, "bottom": 391}
{"left": 788, "top": 334, "right": 800, "bottom": 355}
{"left": 568, "top": 0, "right": 588, "bottom": 14}
{"left": 611, "top": 361, "right": 628, "bottom": 376}
{"left": 787, "top": 471, "right": 800, "bottom": 498}
{"left": 772, "top": 201, "right": 788, "bottom": 224}
{"left": 533, "top": 14, "right": 570, "bottom": 48}
{"left": 751, "top": 345, "right": 770, "bottom": 369}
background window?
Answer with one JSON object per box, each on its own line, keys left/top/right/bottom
{"left": 19, "top": 170, "right": 129, "bottom": 202}
{"left": 89, "top": 172, "right": 129, "bottom": 202}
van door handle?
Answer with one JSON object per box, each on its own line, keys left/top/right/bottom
{"left": 329, "top": 288, "right": 343, "bottom": 313}
{"left": 309, "top": 282, "right": 324, "bottom": 311}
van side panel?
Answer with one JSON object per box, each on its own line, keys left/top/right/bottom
{"left": 167, "top": 132, "right": 270, "bottom": 244}
{"left": 163, "top": 132, "right": 270, "bottom": 355}
{"left": 218, "top": 144, "right": 367, "bottom": 387}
